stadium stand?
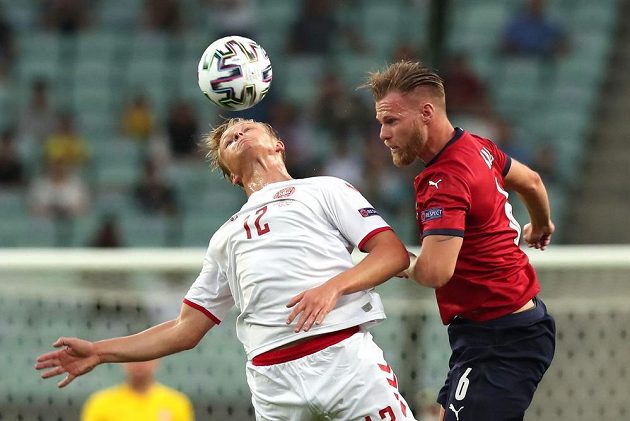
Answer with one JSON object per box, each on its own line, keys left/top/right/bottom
{"left": 0, "top": 0, "right": 626, "bottom": 419}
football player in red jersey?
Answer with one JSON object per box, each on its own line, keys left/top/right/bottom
{"left": 366, "top": 61, "right": 556, "bottom": 421}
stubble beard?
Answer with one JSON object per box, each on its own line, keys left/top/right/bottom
{"left": 391, "top": 128, "right": 423, "bottom": 167}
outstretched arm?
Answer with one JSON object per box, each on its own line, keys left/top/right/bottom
{"left": 286, "top": 229, "right": 409, "bottom": 332}
{"left": 35, "top": 303, "right": 214, "bottom": 388}
{"left": 504, "top": 158, "right": 554, "bottom": 250}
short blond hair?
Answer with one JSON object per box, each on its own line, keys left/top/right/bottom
{"left": 201, "top": 118, "right": 283, "bottom": 180}
{"left": 364, "top": 60, "right": 445, "bottom": 102}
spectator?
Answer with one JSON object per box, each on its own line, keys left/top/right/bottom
{"left": 442, "top": 52, "right": 493, "bottom": 117}
{"left": 0, "top": 129, "right": 26, "bottom": 189}
{"left": 532, "top": 144, "right": 557, "bottom": 185}
{"left": 89, "top": 213, "right": 124, "bottom": 248}
{"left": 392, "top": 41, "right": 422, "bottom": 62}
{"left": 29, "top": 158, "right": 88, "bottom": 218}
{"left": 321, "top": 129, "right": 364, "bottom": 188}
{"left": 41, "top": 0, "right": 89, "bottom": 35}
{"left": 166, "top": 100, "right": 199, "bottom": 159}
{"left": 142, "top": 0, "right": 181, "bottom": 33}
{"left": 266, "top": 99, "right": 319, "bottom": 179}
{"left": 19, "top": 78, "right": 57, "bottom": 144}
{"left": 501, "top": 0, "right": 567, "bottom": 58}
{"left": 207, "top": 0, "right": 256, "bottom": 39}
{"left": 44, "top": 113, "right": 89, "bottom": 168}
{"left": 313, "top": 72, "right": 371, "bottom": 137}
{"left": 81, "top": 360, "right": 194, "bottom": 421}
{"left": 495, "top": 119, "right": 534, "bottom": 166}
{"left": 133, "top": 159, "right": 178, "bottom": 216}
{"left": 0, "top": 7, "right": 15, "bottom": 72}
{"left": 121, "top": 93, "right": 155, "bottom": 143}
{"left": 287, "top": 0, "right": 339, "bottom": 55}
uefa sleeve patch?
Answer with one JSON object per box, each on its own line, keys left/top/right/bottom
{"left": 358, "top": 207, "right": 379, "bottom": 217}
{"left": 421, "top": 207, "right": 443, "bottom": 222}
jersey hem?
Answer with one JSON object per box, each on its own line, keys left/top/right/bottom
{"left": 183, "top": 298, "right": 221, "bottom": 325}
{"left": 251, "top": 326, "right": 360, "bottom": 366}
{"left": 245, "top": 314, "right": 385, "bottom": 360}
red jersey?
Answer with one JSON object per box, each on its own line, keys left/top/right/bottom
{"left": 415, "top": 128, "right": 540, "bottom": 324}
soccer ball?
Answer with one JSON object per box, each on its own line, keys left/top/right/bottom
{"left": 198, "top": 35, "right": 272, "bottom": 111}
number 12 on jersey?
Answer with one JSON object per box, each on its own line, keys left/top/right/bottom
{"left": 243, "top": 205, "right": 270, "bottom": 239}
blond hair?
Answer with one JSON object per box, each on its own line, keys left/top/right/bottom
{"left": 364, "top": 60, "right": 445, "bottom": 102}
{"left": 201, "top": 118, "right": 283, "bottom": 180}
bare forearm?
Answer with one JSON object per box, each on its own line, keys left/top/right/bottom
{"left": 516, "top": 179, "right": 552, "bottom": 228}
{"left": 95, "top": 319, "right": 192, "bottom": 364}
{"left": 333, "top": 246, "right": 409, "bottom": 295}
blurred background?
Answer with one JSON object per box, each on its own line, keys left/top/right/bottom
{"left": 0, "top": 0, "right": 628, "bottom": 420}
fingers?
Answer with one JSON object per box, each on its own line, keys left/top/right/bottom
{"left": 52, "top": 337, "right": 67, "bottom": 348}
{"left": 36, "top": 349, "right": 62, "bottom": 363}
{"left": 58, "top": 373, "right": 75, "bottom": 388}
{"left": 294, "top": 308, "right": 321, "bottom": 333}
{"left": 40, "top": 365, "right": 66, "bottom": 379}
{"left": 286, "top": 303, "right": 302, "bottom": 326}
{"left": 35, "top": 358, "right": 60, "bottom": 371}
{"left": 286, "top": 297, "right": 325, "bottom": 332}
{"left": 286, "top": 292, "right": 304, "bottom": 309}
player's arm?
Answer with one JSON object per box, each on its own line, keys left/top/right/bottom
{"left": 504, "top": 158, "right": 554, "bottom": 249}
{"left": 405, "top": 234, "right": 463, "bottom": 289}
{"left": 35, "top": 303, "right": 214, "bottom": 388}
{"left": 286, "top": 229, "right": 409, "bottom": 332}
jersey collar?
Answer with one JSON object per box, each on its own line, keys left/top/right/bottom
{"left": 425, "top": 127, "right": 464, "bottom": 167}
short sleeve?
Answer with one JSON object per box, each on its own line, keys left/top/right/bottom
{"left": 486, "top": 140, "right": 511, "bottom": 177}
{"left": 417, "top": 170, "right": 470, "bottom": 238}
{"left": 321, "top": 178, "right": 392, "bottom": 251}
{"left": 184, "top": 248, "right": 234, "bottom": 324}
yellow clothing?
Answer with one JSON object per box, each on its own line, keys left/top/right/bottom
{"left": 44, "top": 134, "right": 88, "bottom": 166}
{"left": 81, "top": 382, "right": 194, "bottom": 421}
{"left": 123, "top": 107, "right": 154, "bottom": 140}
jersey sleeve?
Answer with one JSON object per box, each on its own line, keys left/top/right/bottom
{"left": 418, "top": 168, "right": 470, "bottom": 238}
{"left": 321, "top": 178, "right": 392, "bottom": 252}
{"left": 183, "top": 246, "right": 234, "bottom": 324}
{"left": 486, "top": 139, "right": 512, "bottom": 177}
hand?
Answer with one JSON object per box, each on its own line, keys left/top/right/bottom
{"left": 35, "top": 337, "right": 100, "bottom": 388}
{"left": 396, "top": 251, "right": 417, "bottom": 278}
{"left": 286, "top": 283, "right": 342, "bottom": 333}
{"left": 522, "top": 222, "right": 554, "bottom": 250}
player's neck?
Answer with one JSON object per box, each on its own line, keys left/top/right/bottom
{"left": 242, "top": 159, "right": 292, "bottom": 197}
{"left": 420, "top": 120, "right": 456, "bottom": 164}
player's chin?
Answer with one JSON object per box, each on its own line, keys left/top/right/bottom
{"left": 392, "top": 152, "right": 413, "bottom": 168}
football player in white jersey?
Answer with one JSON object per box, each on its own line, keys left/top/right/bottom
{"left": 36, "top": 118, "right": 418, "bottom": 421}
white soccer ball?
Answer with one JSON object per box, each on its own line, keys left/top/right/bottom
{"left": 198, "top": 35, "right": 272, "bottom": 111}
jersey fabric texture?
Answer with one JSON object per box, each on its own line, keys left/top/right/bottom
{"left": 247, "top": 330, "right": 417, "bottom": 421}
{"left": 437, "top": 297, "right": 556, "bottom": 421}
{"left": 184, "top": 177, "right": 390, "bottom": 359}
{"left": 81, "top": 382, "right": 194, "bottom": 421}
{"left": 414, "top": 128, "right": 540, "bottom": 324}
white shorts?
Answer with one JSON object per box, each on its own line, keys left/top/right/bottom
{"left": 246, "top": 330, "right": 418, "bottom": 421}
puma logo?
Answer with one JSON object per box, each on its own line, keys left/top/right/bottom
{"left": 429, "top": 179, "right": 442, "bottom": 189}
{"left": 448, "top": 404, "right": 464, "bottom": 420}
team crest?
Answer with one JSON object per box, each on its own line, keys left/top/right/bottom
{"left": 273, "top": 186, "right": 295, "bottom": 199}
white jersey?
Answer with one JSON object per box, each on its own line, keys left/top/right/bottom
{"left": 184, "top": 176, "right": 391, "bottom": 359}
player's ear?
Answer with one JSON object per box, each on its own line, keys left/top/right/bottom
{"left": 421, "top": 103, "right": 433, "bottom": 122}
{"left": 231, "top": 174, "right": 242, "bottom": 186}
{"left": 275, "top": 140, "right": 285, "bottom": 153}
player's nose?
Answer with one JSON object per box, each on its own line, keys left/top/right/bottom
{"left": 379, "top": 125, "right": 391, "bottom": 142}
